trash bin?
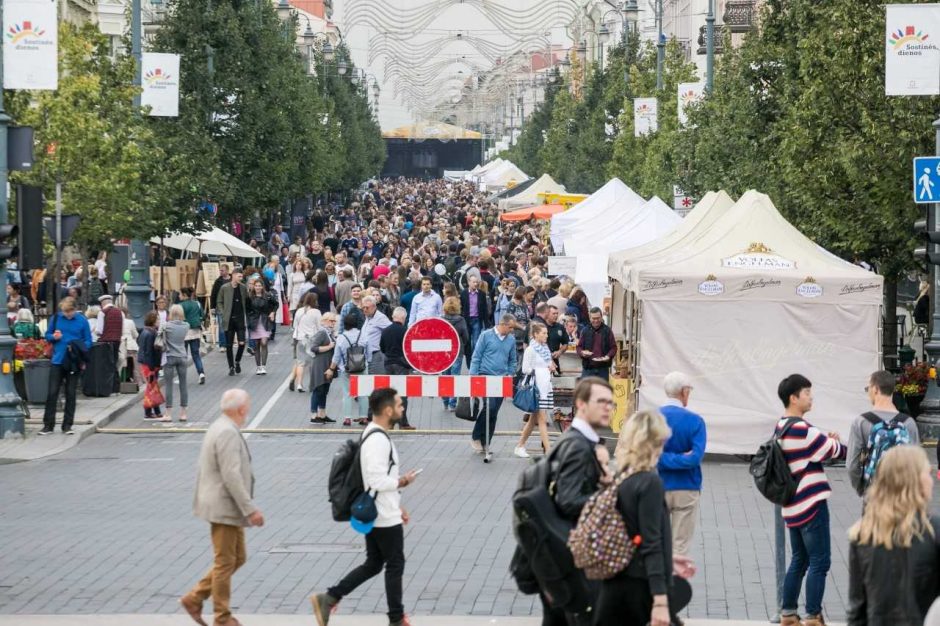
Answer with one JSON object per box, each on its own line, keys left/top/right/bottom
{"left": 23, "top": 359, "right": 52, "bottom": 405}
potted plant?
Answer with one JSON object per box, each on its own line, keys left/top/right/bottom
{"left": 896, "top": 361, "right": 930, "bottom": 418}
{"left": 15, "top": 338, "right": 52, "bottom": 405}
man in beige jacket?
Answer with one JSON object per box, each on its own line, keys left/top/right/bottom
{"left": 181, "top": 389, "right": 264, "bottom": 626}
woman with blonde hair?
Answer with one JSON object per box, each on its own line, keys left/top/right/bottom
{"left": 163, "top": 304, "right": 190, "bottom": 422}
{"left": 598, "top": 410, "right": 695, "bottom": 626}
{"left": 847, "top": 445, "right": 940, "bottom": 625}
{"left": 513, "top": 321, "right": 554, "bottom": 458}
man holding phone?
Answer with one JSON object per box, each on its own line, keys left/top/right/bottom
{"left": 576, "top": 307, "right": 616, "bottom": 381}
{"left": 312, "top": 388, "right": 419, "bottom": 626}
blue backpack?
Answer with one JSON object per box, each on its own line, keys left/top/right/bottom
{"left": 860, "top": 412, "right": 912, "bottom": 492}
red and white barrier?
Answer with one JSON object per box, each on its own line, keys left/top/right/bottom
{"left": 349, "top": 375, "right": 513, "bottom": 398}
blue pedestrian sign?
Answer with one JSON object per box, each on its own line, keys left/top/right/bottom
{"left": 914, "top": 157, "right": 940, "bottom": 204}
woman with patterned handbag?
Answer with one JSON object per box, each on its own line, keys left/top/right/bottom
{"left": 138, "top": 311, "right": 166, "bottom": 421}
{"left": 514, "top": 322, "right": 554, "bottom": 459}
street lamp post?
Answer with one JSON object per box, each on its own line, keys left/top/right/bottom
{"left": 656, "top": 0, "right": 664, "bottom": 90}
{"left": 705, "top": 0, "right": 716, "bottom": 91}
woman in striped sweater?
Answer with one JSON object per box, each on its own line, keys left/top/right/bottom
{"left": 775, "top": 374, "right": 847, "bottom": 626}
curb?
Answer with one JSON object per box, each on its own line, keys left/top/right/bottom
{"left": 96, "top": 427, "right": 563, "bottom": 436}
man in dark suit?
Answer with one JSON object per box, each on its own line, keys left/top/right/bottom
{"left": 460, "top": 275, "right": 491, "bottom": 357}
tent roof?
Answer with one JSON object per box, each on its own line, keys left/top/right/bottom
{"left": 382, "top": 121, "right": 482, "bottom": 140}
{"left": 626, "top": 190, "right": 883, "bottom": 303}
{"left": 151, "top": 228, "right": 266, "bottom": 260}
{"left": 565, "top": 196, "right": 681, "bottom": 257}
{"left": 500, "top": 204, "right": 567, "bottom": 221}
{"left": 500, "top": 174, "right": 567, "bottom": 210}
{"left": 488, "top": 176, "right": 538, "bottom": 202}
{"left": 468, "top": 158, "right": 503, "bottom": 179}
{"left": 549, "top": 178, "right": 645, "bottom": 252}
{"left": 608, "top": 190, "right": 736, "bottom": 284}
{"left": 481, "top": 161, "right": 529, "bottom": 188}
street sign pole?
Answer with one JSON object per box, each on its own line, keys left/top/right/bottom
{"left": 917, "top": 117, "right": 940, "bottom": 439}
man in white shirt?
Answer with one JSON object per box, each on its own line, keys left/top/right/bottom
{"left": 311, "top": 388, "right": 419, "bottom": 626}
{"left": 360, "top": 296, "right": 391, "bottom": 363}
{"left": 334, "top": 251, "right": 355, "bottom": 280}
{"left": 407, "top": 277, "right": 443, "bottom": 326}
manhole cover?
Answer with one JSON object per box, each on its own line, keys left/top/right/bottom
{"left": 269, "top": 543, "right": 362, "bottom": 554}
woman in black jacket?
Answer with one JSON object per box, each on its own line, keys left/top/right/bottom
{"left": 597, "top": 410, "right": 696, "bottom": 626}
{"left": 847, "top": 445, "right": 940, "bottom": 626}
{"left": 246, "top": 279, "right": 278, "bottom": 375}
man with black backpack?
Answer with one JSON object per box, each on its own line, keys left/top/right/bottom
{"left": 312, "top": 388, "right": 419, "bottom": 626}
{"left": 847, "top": 370, "right": 919, "bottom": 496}
{"left": 512, "top": 377, "right": 614, "bottom": 626}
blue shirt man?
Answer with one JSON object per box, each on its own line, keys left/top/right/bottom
{"left": 468, "top": 315, "right": 517, "bottom": 453}
{"left": 657, "top": 371, "right": 707, "bottom": 557}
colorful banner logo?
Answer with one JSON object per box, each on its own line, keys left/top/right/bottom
{"left": 141, "top": 53, "right": 181, "bottom": 117}
{"left": 144, "top": 68, "right": 173, "bottom": 86}
{"left": 886, "top": 5, "right": 940, "bottom": 96}
{"left": 6, "top": 20, "right": 46, "bottom": 44}
{"left": 633, "top": 97, "right": 658, "bottom": 137}
{"left": 3, "top": 0, "right": 57, "bottom": 90}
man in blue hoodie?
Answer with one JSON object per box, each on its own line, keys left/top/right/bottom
{"left": 657, "top": 371, "right": 707, "bottom": 557}
{"left": 468, "top": 314, "right": 516, "bottom": 454}
{"left": 41, "top": 297, "right": 92, "bottom": 435}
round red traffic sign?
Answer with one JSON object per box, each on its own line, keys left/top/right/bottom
{"left": 403, "top": 317, "right": 461, "bottom": 375}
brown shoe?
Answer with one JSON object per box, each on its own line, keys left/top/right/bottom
{"left": 780, "top": 616, "right": 804, "bottom": 626}
{"left": 179, "top": 596, "right": 207, "bottom": 626}
{"left": 214, "top": 618, "right": 242, "bottom": 626}
{"left": 399, "top": 425, "right": 417, "bottom": 431}
{"left": 803, "top": 616, "right": 826, "bottom": 626}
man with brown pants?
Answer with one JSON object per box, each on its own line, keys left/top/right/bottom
{"left": 657, "top": 371, "right": 707, "bottom": 557}
{"left": 180, "top": 389, "right": 264, "bottom": 626}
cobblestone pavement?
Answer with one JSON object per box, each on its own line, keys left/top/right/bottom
{"left": 0, "top": 337, "right": 922, "bottom": 621}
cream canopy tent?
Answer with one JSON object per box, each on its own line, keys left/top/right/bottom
{"left": 499, "top": 174, "right": 567, "bottom": 211}
{"left": 151, "top": 228, "right": 266, "bottom": 261}
{"left": 613, "top": 190, "right": 882, "bottom": 454}
{"left": 480, "top": 160, "right": 530, "bottom": 191}
{"left": 466, "top": 158, "right": 503, "bottom": 181}
{"left": 549, "top": 178, "right": 645, "bottom": 253}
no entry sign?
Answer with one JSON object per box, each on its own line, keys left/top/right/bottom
{"left": 403, "top": 317, "right": 461, "bottom": 375}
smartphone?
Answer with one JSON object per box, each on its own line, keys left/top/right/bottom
{"left": 412, "top": 468, "right": 424, "bottom": 476}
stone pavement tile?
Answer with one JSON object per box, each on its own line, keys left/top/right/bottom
{"left": 0, "top": 618, "right": 848, "bottom": 625}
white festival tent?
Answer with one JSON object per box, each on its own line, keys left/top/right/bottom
{"left": 151, "top": 227, "right": 266, "bottom": 261}
{"left": 466, "top": 158, "right": 503, "bottom": 181}
{"left": 443, "top": 170, "right": 471, "bottom": 182}
{"left": 499, "top": 174, "right": 567, "bottom": 211}
{"left": 549, "top": 178, "right": 645, "bottom": 253}
{"left": 480, "top": 160, "right": 530, "bottom": 191}
{"left": 611, "top": 190, "right": 882, "bottom": 454}
{"left": 564, "top": 196, "right": 681, "bottom": 257}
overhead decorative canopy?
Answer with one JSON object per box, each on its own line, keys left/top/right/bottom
{"left": 382, "top": 121, "right": 482, "bottom": 140}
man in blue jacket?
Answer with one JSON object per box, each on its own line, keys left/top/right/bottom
{"left": 657, "top": 371, "right": 707, "bottom": 557}
{"left": 468, "top": 314, "right": 516, "bottom": 454}
{"left": 40, "top": 297, "right": 92, "bottom": 435}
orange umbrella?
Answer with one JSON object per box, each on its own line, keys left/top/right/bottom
{"left": 500, "top": 204, "right": 567, "bottom": 222}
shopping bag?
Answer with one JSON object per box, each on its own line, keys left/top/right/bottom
{"left": 143, "top": 377, "right": 165, "bottom": 409}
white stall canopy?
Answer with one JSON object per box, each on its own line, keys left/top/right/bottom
{"left": 550, "top": 178, "right": 644, "bottom": 253}
{"left": 481, "top": 161, "right": 530, "bottom": 191}
{"left": 499, "top": 174, "right": 567, "bottom": 211}
{"left": 565, "top": 196, "right": 681, "bottom": 257}
{"left": 622, "top": 190, "right": 882, "bottom": 454}
{"left": 151, "top": 228, "right": 266, "bottom": 261}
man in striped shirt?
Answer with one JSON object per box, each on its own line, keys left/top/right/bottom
{"left": 775, "top": 374, "right": 846, "bottom": 626}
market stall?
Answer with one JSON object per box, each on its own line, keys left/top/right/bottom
{"left": 498, "top": 173, "right": 567, "bottom": 211}
{"left": 608, "top": 190, "right": 882, "bottom": 454}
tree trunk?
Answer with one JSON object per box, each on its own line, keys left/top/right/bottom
{"left": 883, "top": 276, "right": 899, "bottom": 371}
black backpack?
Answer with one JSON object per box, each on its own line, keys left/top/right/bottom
{"left": 343, "top": 331, "right": 367, "bottom": 374}
{"left": 328, "top": 429, "right": 394, "bottom": 521}
{"left": 750, "top": 417, "right": 800, "bottom": 505}
{"left": 510, "top": 439, "right": 590, "bottom": 611}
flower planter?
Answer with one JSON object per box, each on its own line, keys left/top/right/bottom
{"left": 906, "top": 393, "right": 926, "bottom": 419}
{"left": 23, "top": 359, "right": 52, "bottom": 405}
{"left": 13, "top": 370, "right": 26, "bottom": 401}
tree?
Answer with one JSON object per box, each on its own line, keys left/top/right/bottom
{"left": 8, "top": 23, "right": 203, "bottom": 251}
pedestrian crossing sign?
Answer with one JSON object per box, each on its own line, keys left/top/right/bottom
{"left": 914, "top": 157, "right": 940, "bottom": 204}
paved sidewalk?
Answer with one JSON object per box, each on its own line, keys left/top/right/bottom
{"left": 0, "top": 389, "right": 138, "bottom": 463}
{"left": 0, "top": 617, "right": 843, "bottom": 626}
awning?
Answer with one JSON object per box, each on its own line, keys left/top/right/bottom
{"left": 500, "top": 204, "right": 567, "bottom": 222}
{"left": 151, "top": 227, "right": 266, "bottom": 261}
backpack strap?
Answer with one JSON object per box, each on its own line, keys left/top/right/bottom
{"left": 360, "top": 427, "right": 396, "bottom": 475}
{"left": 775, "top": 416, "right": 802, "bottom": 440}
{"left": 861, "top": 412, "right": 882, "bottom": 426}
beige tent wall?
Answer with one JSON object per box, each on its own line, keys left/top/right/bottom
{"left": 636, "top": 300, "right": 880, "bottom": 454}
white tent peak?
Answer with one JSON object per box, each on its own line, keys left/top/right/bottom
{"left": 550, "top": 178, "right": 645, "bottom": 252}
{"left": 499, "top": 173, "right": 567, "bottom": 211}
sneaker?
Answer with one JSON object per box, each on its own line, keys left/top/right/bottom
{"left": 199, "top": 373, "right": 206, "bottom": 385}
{"left": 310, "top": 593, "right": 339, "bottom": 626}
{"left": 355, "top": 418, "right": 369, "bottom": 426}
{"left": 255, "top": 367, "right": 262, "bottom": 375}
{"left": 514, "top": 446, "right": 530, "bottom": 458}
{"left": 179, "top": 415, "right": 188, "bottom": 422}
{"left": 143, "top": 414, "right": 160, "bottom": 420}
{"left": 322, "top": 416, "right": 337, "bottom": 423}
{"left": 235, "top": 362, "right": 241, "bottom": 374}
{"left": 218, "top": 346, "right": 226, "bottom": 353}
{"left": 247, "top": 347, "right": 255, "bottom": 357}
{"left": 289, "top": 380, "right": 296, "bottom": 391}
{"left": 343, "top": 418, "right": 352, "bottom": 427}
{"left": 297, "top": 387, "right": 307, "bottom": 392}
{"left": 780, "top": 617, "right": 804, "bottom": 626}
{"left": 37, "top": 428, "right": 53, "bottom": 435}
{"left": 229, "top": 368, "right": 236, "bottom": 377}
{"left": 310, "top": 416, "right": 325, "bottom": 424}
{"left": 470, "top": 439, "right": 483, "bottom": 454}
{"left": 803, "top": 616, "right": 825, "bottom": 626}
{"left": 389, "top": 615, "right": 412, "bottom": 626}
{"left": 63, "top": 428, "right": 75, "bottom": 435}
{"left": 260, "top": 366, "right": 267, "bottom": 375}
{"left": 159, "top": 416, "right": 172, "bottom": 423}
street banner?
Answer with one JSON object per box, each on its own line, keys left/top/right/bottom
{"left": 633, "top": 97, "right": 658, "bottom": 136}
{"left": 3, "top": 0, "right": 57, "bottom": 90}
{"left": 677, "top": 81, "right": 705, "bottom": 126}
{"left": 885, "top": 4, "right": 940, "bottom": 96}
{"left": 141, "top": 53, "right": 180, "bottom": 117}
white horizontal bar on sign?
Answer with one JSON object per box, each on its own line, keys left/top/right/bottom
{"left": 410, "top": 339, "right": 453, "bottom": 352}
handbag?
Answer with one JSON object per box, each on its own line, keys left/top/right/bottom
{"left": 142, "top": 376, "right": 165, "bottom": 409}
{"left": 153, "top": 326, "right": 166, "bottom": 352}
{"left": 512, "top": 373, "right": 540, "bottom": 413}
{"left": 455, "top": 397, "right": 475, "bottom": 421}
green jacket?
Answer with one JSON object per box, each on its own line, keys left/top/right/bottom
{"left": 217, "top": 282, "right": 249, "bottom": 329}
{"left": 181, "top": 299, "right": 203, "bottom": 330}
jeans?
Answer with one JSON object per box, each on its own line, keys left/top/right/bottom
{"left": 310, "top": 382, "right": 330, "bottom": 413}
{"left": 442, "top": 359, "right": 462, "bottom": 409}
{"left": 468, "top": 317, "right": 483, "bottom": 353}
{"left": 215, "top": 311, "right": 227, "bottom": 347}
{"left": 186, "top": 338, "right": 205, "bottom": 375}
{"left": 226, "top": 320, "right": 246, "bottom": 369}
{"left": 580, "top": 367, "right": 609, "bottom": 381}
{"left": 782, "top": 501, "right": 831, "bottom": 617}
{"left": 342, "top": 367, "right": 369, "bottom": 419}
{"left": 471, "top": 396, "right": 504, "bottom": 446}
{"left": 164, "top": 355, "right": 188, "bottom": 409}
{"left": 43, "top": 364, "right": 79, "bottom": 431}
{"left": 328, "top": 524, "right": 405, "bottom": 622}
